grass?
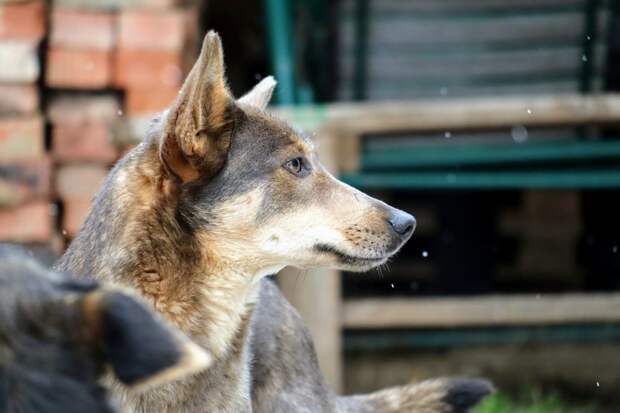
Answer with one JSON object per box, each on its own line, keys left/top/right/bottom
{"left": 473, "top": 391, "right": 597, "bottom": 413}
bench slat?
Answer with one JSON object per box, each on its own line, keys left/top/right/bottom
{"left": 342, "top": 169, "right": 620, "bottom": 189}
{"left": 362, "top": 140, "right": 620, "bottom": 169}
{"left": 344, "top": 324, "right": 620, "bottom": 350}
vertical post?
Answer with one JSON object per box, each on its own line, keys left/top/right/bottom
{"left": 278, "top": 128, "right": 343, "bottom": 392}
{"left": 353, "top": 0, "right": 369, "bottom": 101}
{"left": 265, "top": 0, "right": 296, "bottom": 104}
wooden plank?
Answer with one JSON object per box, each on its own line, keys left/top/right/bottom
{"left": 310, "top": 94, "right": 620, "bottom": 135}
{"left": 118, "top": 94, "right": 620, "bottom": 148}
{"left": 343, "top": 293, "right": 620, "bottom": 328}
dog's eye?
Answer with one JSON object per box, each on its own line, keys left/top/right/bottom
{"left": 283, "top": 157, "right": 310, "bottom": 177}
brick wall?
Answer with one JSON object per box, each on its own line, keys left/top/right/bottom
{"left": 0, "top": 0, "right": 198, "bottom": 257}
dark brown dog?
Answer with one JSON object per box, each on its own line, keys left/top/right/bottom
{"left": 56, "top": 31, "right": 492, "bottom": 412}
{"left": 0, "top": 245, "right": 210, "bottom": 413}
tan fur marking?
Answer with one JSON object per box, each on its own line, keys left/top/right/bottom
{"left": 79, "top": 290, "right": 104, "bottom": 343}
{"left": 128, "top": 339, "right": 212, "bottom": 394}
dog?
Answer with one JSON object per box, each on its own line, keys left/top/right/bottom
{"left": 55, "top": 31, "right": 493, "bottom": 412}
{"left": 0, "top": 245, "right": 211, "bottom": 413}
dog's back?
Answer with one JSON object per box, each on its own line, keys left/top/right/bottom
{"left": 252, "top": 279, "right": 492, "bottom": 413}
{"left": 0, "top": 245, "right": 210, "bottom": 413}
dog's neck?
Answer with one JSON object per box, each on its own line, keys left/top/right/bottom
{"left": 58, "top": 142, "right": 274, "bottom": 359}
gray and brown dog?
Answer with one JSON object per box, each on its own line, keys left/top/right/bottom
{"left": 55, "top": 31, "right": 493, "bottom": 413}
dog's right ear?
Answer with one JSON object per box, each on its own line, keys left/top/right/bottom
{"left": 80, "top": 291, "right": 212, "bottom": 391}
{"left": 160, "top": 31, "right": 237, "bottom": 183}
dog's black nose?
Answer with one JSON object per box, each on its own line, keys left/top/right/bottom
{"left": 388, "top": 211, "right": 416, "bottom": 240}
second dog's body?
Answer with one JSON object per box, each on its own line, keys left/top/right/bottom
{"left": 56, "top": 32, "right": 491, "bottom": 412}
{"left": 0, "top": 245, "right": 210, "bottom": 413}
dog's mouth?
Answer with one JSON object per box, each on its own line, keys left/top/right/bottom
{"left": 313, "top": 244, "right": 390, "bottom": 270}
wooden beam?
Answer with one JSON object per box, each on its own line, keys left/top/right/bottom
{"left": 343, "top": 293, "right": 620, "bottom": 328}
{"left": 115, "top": 93, "right": 620, "bottom": 147}
{"left": 326, "top": 94, "right": 620, "bottom": 134}
{"left": 275, "top": 93, "right": 620, "bottom": 135}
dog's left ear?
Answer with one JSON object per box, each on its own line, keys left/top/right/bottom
{"left": 80, "top": 291, "right": 212, "bottom": 391}
{"left": 160, "top": 31, "right": 237, "bottom": 183}
{"left": 238, "top": 76, "right": 277, "bottom": 110}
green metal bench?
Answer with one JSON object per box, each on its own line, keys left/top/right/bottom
{"left": 264, "top": 0, "right": 620, "bottom": 390}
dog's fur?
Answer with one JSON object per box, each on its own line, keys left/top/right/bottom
{"left": 55, "top": 32, "right": 493, "bottom": 412}
{"left": 0, "top": 245, "right": 211, "bottom": 413}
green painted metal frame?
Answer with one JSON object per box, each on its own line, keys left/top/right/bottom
{"left": 265, "top": 0, "right": 330, "bottom": 104}
{"left": 342, "top": 169, "right": 620, "bottom": 190}
{"left": 344, "top": 324, "right": 620, "bottom": 351}
{"left": 265, "top": 0, "right": 296, "bottom": 104}
{"left": 362, "top": 140, "right": 620, "bottom": 169}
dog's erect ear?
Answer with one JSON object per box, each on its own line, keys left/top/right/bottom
{"left": 80, "top": 291, "right": 211, "bottom": 391}
{"left": 238, "top": 76, "right": 277, "bottom": 110}
{"left": 160, "top": 31, "right": 236, "bottom": 183}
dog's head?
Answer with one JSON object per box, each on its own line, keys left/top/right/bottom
{"left": 156, "top": 32, "right": 415, "bottom": 275}
{"left": 0, "top": 245, "right": 211, "bottom": 413}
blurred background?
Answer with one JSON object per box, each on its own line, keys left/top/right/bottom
{"left": 1, "top": 0, "right": 620, "bottom": 411}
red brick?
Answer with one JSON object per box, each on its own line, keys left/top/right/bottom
{"left": 114, "top": 49, "right": 182, "bottom": 88}
{"left": 0, "top": 84, "right": 38, "bottom": 115}
{"left": 55, "top": 164, "right": 107, "bottom": 199}
{"left": 0, "top": 158, "right": 51, "bottom": 207}
{"left": 114, "top": 116, "right": 151, "bottom": 147}
{"left": 46, "top": 48, "right": 112, "bottom": 89}
{"left": 54, "top": 0, "right": 177, "bottom": 10}
{"left": 118, "top": 10, "right": 187, "bottom": 51}
{"left": 47, "top": 93, "right": 120, "bottom": 124}
{"left": 62, "top": 198, "right": 93, "bottom": 237}
{"left": 50, "top": 9, "right": 115, "bottom": 51}
{"left": 0, "top": 201, "right": 52, "bottom": 242}
{"left": 0, "top": 0, "right": 46, "bottom": 42}
{"left": 0, "top": 41, "right": 39, "bottom": 82}
{"left": 125, "top": 87, "right": 178, "bottom": 115}
{"left": 0, "top": 116, "right": 44, "bottom": 162}
{"left": 52, "top": 122, "right": 118, "bottom": 163}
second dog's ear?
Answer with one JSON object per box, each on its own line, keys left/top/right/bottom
{"left": 80, "top": 291, "right": 211, "bottom": 391}
{"left": 160, "top": 31, "right": 237, "bottom": 183}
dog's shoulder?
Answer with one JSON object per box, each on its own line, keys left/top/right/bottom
{"left": 250, "top": 278, "right": 336, "bottom": 412}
